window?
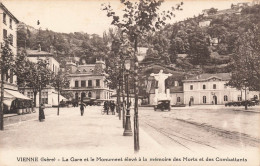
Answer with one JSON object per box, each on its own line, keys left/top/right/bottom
{"left": 96, "top": 79, "right": 100, "bottom": 87}
{"left": 9, "top": 34, "right": 13, "bottom": 45}
{"left": 238, "top": 96, "right": 242, "bottom": 101}
{"left": 177, "top": 97, "right": 181, "bottom": 102}
{"left": 9, "top": 18, "right": 12, "bottom": 29}
{"left": 75, "top": 81, "right": 79, "bottom": 87}
{"left": 10, "top": 70, "right": 13, "bottom": 83}
{"left": 3, "top": 29, "right": 7, "bottom": 39}
{"left": 203, "top": 96, "right": 207, "bottom": 103}
{"left": 81, "top": 80, "right": 86, "bottom": 87}
{"left": 3, "top": 13, "right": 6, "bottom": 24}
{"left": 190, "top": 85, "right": 193, "bottom": 90}
{"left": 96, "top": 91, "right": 100, "bottom": 99}
{"left": 213, "top": 84, "right": 216, "bottom": 89}
{"left": 224, "top": 95, "right": 228, "bottom": 101}
{"left": 75, "top": 93, "right": 78, "bottom": 100}
{"left": 88, "top": 92, "right": 92, "bottom": 98}
{"left": 203, "top": 85, "right": 206, "bottom": 89}
{"left": 88, "top": 80, "right": 92, "bottom": 87}
{"left": 41, "top": 92, "right": 48, "bottom": 104}
{"left": 53, "top": 64, "right": 55, "bottom": 72}
{"left": 27, "top": 92, "right": 34, "bottom": 99}
{"left": 254, "top": 95, "right": 258, "bottom": 99}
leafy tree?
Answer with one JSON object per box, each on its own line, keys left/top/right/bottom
{"left": 0, "top": 38, "right": 15, "bottom": 130}
{"left": 15, "top": 55, "right": 53, "bottom": 107}
{"left": 207, "top": 8, "right": 218, "bottom": 15}
{"left": 52, "top": 70, "right": 70, "bottom": 115}
{"left": 103, "top": 0, "right": 182, "bottom": 152}
{"left": 228, "top": 24, "right": 260, "bottom": 91}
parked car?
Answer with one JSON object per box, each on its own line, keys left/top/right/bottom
{"left": 59, "top": 100, "right": 69, "bottom": 107}
{"left": 154, "top": 100, "right": 171, "bottom": 111}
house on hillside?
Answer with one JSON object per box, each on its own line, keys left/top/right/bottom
{"left": 183, "top": 73, "right": 259, "bottom": 105}
{"left": 199, "top": 20, "right": 211, "bottom": 27}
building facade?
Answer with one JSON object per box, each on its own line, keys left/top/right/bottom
{"left": 22, "top": 47, "right": 62, "bottom": 107}
{"left": 0, "top": 3, "right": 34, "bottom": 114}
{"left": 62, "top": 58, "right": 113, "bottom": 103}
{"left": 183, "top": 73, "right": 259, "bottom": 105}
{"left": 0, "top": 2, "right": 19, "bottom": 91}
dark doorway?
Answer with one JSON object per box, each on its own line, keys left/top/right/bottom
{"left": 214, "top": 96, "right": 218, "bottom": 105}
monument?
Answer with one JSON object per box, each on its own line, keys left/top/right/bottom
{"left": 150, "top": 70, "right": 172, "bottom": 105}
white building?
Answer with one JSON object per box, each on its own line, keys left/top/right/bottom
{"left": 199, "top": 20, "right": 211, "bottom": 27}
{"left": 22, "top": 47, "right": 62, "bottom": 107}
{"left": 183, "top": 73, "right": 259, "bottom": 105}
{"left": 0, "top": 2, "right": 32, "bottom": 114}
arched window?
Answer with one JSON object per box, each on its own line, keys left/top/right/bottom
{"left": 88, "top": 92, "right": 92, "bottom": 98}
{"left": 75, "top": 93, "right": 78, "bottom": 100}
{"left": 224, "top": 95, "right": 228, "bottom": 101}
{"left": 177, "top": 97, "right": 181, "bottom": 102}
{"left": 190, "top": 96, "right": 194, "bottom": 102}
{"left": 203, "top": 96, "right": 206, "bottom": 103}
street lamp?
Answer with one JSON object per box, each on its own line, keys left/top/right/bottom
{"left": 123, "top": 58, "right": 132, "bottom": 136}
{"left": 115, "top": 63, "right": 121, "bottom": 120}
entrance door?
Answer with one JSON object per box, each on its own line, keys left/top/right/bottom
{"left": 214, "top": 96, "right": 218, "bottom": 105}
{"left": 81, "top": 92, "right": 86, "bottom": 101}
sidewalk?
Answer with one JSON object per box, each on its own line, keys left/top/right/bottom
{"left": 0, "top": 106, "right": 165, "bottom": 166}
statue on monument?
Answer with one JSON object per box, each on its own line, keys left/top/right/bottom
{"left": 151, "top": 70, "right": 172, "bottom": 94}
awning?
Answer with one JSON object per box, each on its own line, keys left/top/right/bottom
{"left": 52, "top": 93, "right": 67, "bottom": 106}
{"left": 5, "top": 89, "right": 31, "bottom": 100}
{"left": 3, "top": 98, "right": 13, "bottom": 107}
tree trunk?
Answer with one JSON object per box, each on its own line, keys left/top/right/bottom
{"left": 0, "top": 70, "right": 5, "bottom": 130}
{"left": 133, "top": 36, "right": 139, "bottom": 152}
{"left": 57, "top": 86, "right": 60, "bottom": 116}
{"left": 33, "top": 91, "right": 37, "bottom": 107}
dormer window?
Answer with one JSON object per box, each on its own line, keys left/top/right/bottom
{"left": 83, "top": 69, "right": 87, "bottom": 72}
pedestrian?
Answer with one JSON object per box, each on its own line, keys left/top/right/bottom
{"left": 104, "top": 101, "right": 109, "bottom": 115}
{"left": 80, "top": 103, "right": 85, "bottom": 116}
{"left": 110, "top": 101, "right": 115, "bottom": 115}
{"left": 39, "top": 103, "right": 45, "bottom": 122}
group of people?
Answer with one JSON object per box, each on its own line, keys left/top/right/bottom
{"left": 104, "top": 101, "right": 116, "bottom": 115}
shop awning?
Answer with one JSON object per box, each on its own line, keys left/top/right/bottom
{"left": 5, "top": 89, "right": 31, "bottom": 100}
{"left": 3, "top": 98, "right": 13, "bottom": 107}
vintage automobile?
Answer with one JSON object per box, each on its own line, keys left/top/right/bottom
{"left": 154, "top": 100, "right": 171, "bottom": 111}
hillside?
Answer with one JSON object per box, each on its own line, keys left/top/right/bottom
{"left": 17, "top": 3, "right": 260, "bottom": 74}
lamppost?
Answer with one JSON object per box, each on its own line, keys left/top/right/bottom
{"left": 121, "top": 59, "right": 126, "bottom": 128}
{"left": 115, "top": 63, "right": 121, "bottom": 120}
{"left": 123, "top": 58, "right": 132, "bottom": 136}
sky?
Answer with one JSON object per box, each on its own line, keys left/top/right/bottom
{"left": 2, "top": 0, "right": 250, "bottom": 36}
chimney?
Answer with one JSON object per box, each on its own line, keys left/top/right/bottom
{"left": 38, "top": 44, "right": 41, "bottom": 52}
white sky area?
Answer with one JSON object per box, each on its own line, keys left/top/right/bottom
{"left": 3, "top": 0, "right": 250, "bottom": 36}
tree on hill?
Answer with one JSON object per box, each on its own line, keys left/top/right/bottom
{"left": 228, "top": 24, "right": 260, "bottom": 91}
{"left": 207, "top": 8, "right": 218, "bottom": 15}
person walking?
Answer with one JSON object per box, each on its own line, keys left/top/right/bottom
{"left": 104, "top": 101, "right": 109, "bottom": 115}
{"left": 110, "top": 101, "right": 115, "bottom": 115}
{"left": 39, "top": 104, "right": 45, "bottom": 122}
{"left": 80, "top": 103, "right": 85, "bottom": 116}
